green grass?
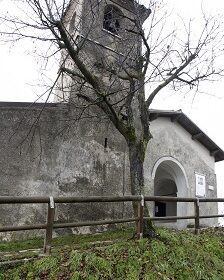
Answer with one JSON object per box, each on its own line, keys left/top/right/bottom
{"left": 0, "top": 227, "right": 223, "bottom": 279}
{"left": 0, "top": 227, "right": 132, "bottom": 253}
{"left": 0, "top": 238, "right": 43, "bottom": 253}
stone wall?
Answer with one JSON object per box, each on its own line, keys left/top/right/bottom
{"left": 0, "top": 103, "right": 218, "bottom": 240}
{"left": 0, "top": 102, "right": 131, "bottom": 240}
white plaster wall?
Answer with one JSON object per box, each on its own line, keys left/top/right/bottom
{"left": 144, "top": 117, "right": 218, "bottom": 228}
{"left": 151, "top": 118, "right": 215, "bottom": 169}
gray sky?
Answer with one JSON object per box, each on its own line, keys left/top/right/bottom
{"left": 0, "top": 0, "right": 224, "bottom": 220}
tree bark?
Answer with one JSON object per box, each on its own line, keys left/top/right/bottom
{"left": 128, "top": 140, "right": 155, "bottom": 237}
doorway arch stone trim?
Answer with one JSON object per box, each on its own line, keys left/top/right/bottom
{"left": 151, "top": 156, "right": 189, "bottom": 190}
{"left": 151, "top": 156, "right": 190, "bottom": 228}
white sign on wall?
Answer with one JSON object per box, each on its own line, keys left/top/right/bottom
{"left": 195, "top": 173, "right": 206, "bottom": 197}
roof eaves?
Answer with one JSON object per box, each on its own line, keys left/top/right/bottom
{"left": 149, "top": 109, "right": 224, "bottom": 163}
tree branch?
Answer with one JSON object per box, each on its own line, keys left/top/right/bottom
{"left": 146, "top": 53, "right": 196, "bottom": 107}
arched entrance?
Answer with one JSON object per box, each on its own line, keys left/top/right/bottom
{"left": 152, "top": 157, "right": 189, "bottom": 226}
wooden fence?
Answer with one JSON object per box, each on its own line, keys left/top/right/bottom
{"left": 0, "top": 195, "right": 224, "bottom": 254}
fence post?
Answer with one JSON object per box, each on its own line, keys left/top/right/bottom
{"left": 137, "top": 195, "right": 144, "bottom": 239}
{"left": 43, "top": 196, "right": 55, "bottom": 254}
{"left": 194, "top": 198, "right": 200, "bottom": 234}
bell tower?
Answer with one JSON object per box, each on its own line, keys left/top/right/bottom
{"left": 55, "top": 0, "right": 150, "bottom": 102}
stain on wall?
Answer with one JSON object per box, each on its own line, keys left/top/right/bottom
{"left": 0, "top": 103, "right": 218, "bottom": 239}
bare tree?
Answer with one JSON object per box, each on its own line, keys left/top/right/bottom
{"left": 1, "top": 0, "right": 224, "bottom": 236}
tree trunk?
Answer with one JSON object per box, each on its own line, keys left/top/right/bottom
{"left": 128, "top": 140, "right": 156, "bottom": 237}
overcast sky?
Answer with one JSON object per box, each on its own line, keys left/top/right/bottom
{"left": 0, "top": 0, "right": 223, "bottom": 221}
{"left": 144, "top": 1, "right": 224, "bottom": 216}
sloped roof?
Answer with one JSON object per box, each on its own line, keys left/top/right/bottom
{"left": 149, "top": 109, "right": 224, "bottom": 163}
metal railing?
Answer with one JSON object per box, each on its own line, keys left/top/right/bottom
{"left": 0, "top": 195, "right": 224, "bottom": 254}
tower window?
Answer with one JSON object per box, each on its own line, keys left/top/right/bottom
{"left": 103, "top": 5, "right": 122, "bottom": 35}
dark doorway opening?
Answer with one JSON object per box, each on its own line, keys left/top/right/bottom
{"left": 154, "top": 176, "right": 177, "bottom": 221}
{"left": 155, "top": 201, "right": 166, "bottom": 217}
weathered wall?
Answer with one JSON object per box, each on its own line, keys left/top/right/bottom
{"left": 56, "top": 0, "right": 144, "bottom": 103}
{"left": 0, "top": 103, "right": 131, "bottom": 240}
{"left": 144, "top": 117, "right": 217, "bottom": 228}
{"left": 0, "top": 103, "right": 218, "bottom": 240}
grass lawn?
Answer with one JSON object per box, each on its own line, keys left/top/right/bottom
{"left": 0, "top": 227, "right": 223, "bottom": 279}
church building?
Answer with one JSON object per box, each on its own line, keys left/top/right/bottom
{"left": 0, "top": 0, "right": 223, "bottom": 238}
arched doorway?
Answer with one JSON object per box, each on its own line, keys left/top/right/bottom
{"left": 152, "top": 157, "right": 189, "bottom": 226}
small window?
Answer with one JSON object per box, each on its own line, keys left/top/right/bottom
{"left": 103, "top": 5, "right": 122, "bottom": 35}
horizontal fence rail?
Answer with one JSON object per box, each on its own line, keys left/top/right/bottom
{"left": 0, "top": 196, "right": 141, "bottom": 204}
{"left": 0, "top": 195, "right": 224, "bottom": 254}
